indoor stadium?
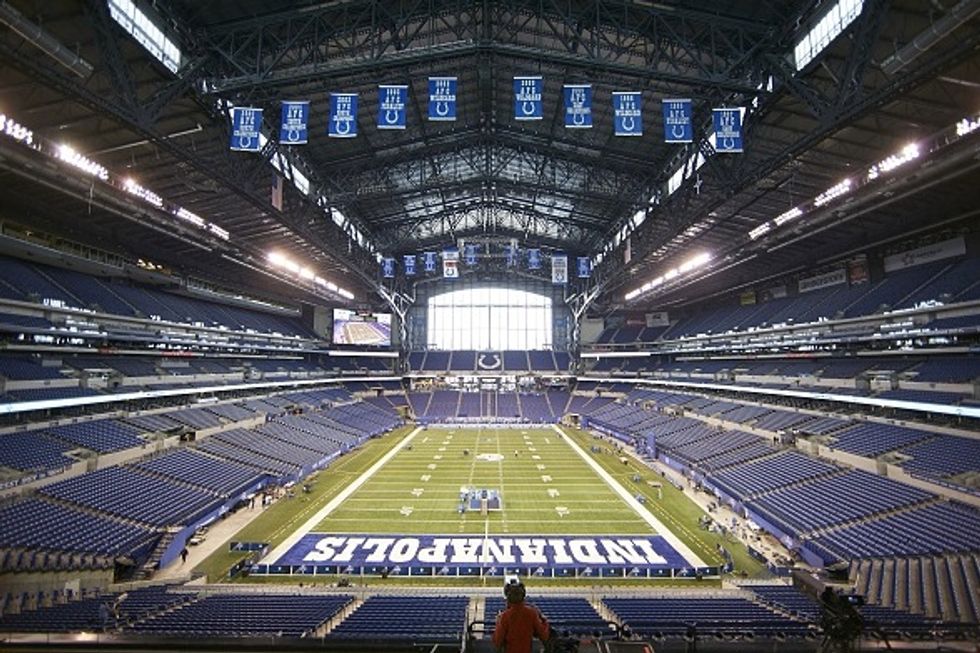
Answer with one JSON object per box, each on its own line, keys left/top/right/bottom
{"left": 0, "top": 1, "right": 978, "bottom": 652}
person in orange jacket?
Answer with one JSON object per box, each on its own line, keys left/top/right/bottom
{"left": 492, "top": 579, "right": 550, "bottom": 653}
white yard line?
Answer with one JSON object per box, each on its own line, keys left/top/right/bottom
{"left": 264, "top": 426, "right": 423, "bottom": 562}
{"left": 552, "top": 425, "right": 706, "bottom": 568}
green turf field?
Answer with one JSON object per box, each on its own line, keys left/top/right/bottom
{"left": 313, "top": 426, "right": 653, "bottom": 536}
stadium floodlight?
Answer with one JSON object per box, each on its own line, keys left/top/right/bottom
{"left": 57, "top": 144, "right": 109, "bottom": 181}
{"left": 624, "top": 251, "right": 712, "bottom": 301}
{"left": 207, "top": 223, "right": 230, "bottom": 240}
{"left": 174, "top": 207, "right": 205, "bottom": 228}
{"left": 123, "top": 177, "right": 163, "bottom": 208}
{"left": 867, "top": 143, "right": 920, "bottom": 181}
{"left": 813, "top": 178, "right": 852, "bottom": 207}
{"left": 267, "top": 250, "right": 353, "bottom": 300}
{"left": 0, "top": 113, "right": 34, "bottom": 146}
{"left": 773, "top": 207, "right": 803, "bottom": 226}
{"left": 956, "top": 114, "right": 980, "bottom": 137}
{"left": 748, "top": 223, "right": 772, "bottom": 240}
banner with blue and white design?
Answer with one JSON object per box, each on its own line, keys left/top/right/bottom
{"left": 404, "top": 254, "right": 416, "bottom": 276}
{"left": 613, "top": 92, "right": 642, "bottom": 136}
{"left": 527, "top": 248, "right": 542, "bottom": 270}
{"left": 506, "top": 243, "right": 519, "bottom": 267}
{"left": 428, "top": 77, "right": 457, "bottom": 121}
{"left": 514, "top": 76, "right": 543, "bottom": 121}
{"left": 464, "top": 244, "right": 478, "bottom": 266}
{"left": 381, "top": 257, "right": 396, "bottom": 278}
{"left": 279, "top": 101, "right": 309, "bottom": 144}
{"left": 329, "top": 93, "right": 358, "bottom": 138}
{"left": 552, "top": 254, "right": 568, "bottom": 285}
{"left": 443, "top": 248, "right": 460, "bottom": 278}
{"left": 563, "top": 84, "right": 592, "bottom": 128}
{"left": 424, "top": 251, "right": 437, "bottom": 274}
{"left": 713, "top": 108, "right": 743, "bottom": 153}
{"left": 230, "top": 107, "right": 263, "bottom": 152}
{"left": 378, "top": 85, "right": 408, "bottom": 130}
{"left": 577, "top": 256, "right": 591, "bottom": 279}
{"left": 662, "top": 99, "right": 693, "bottom": 143}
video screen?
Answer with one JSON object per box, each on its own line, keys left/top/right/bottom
{"left": 332, "top": 309, "right": 392, "bottom": 346}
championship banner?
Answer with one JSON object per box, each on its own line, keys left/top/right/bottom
{"left": 552, "top": 254, "right": 568, "bottom": 285}
{"left": 527, "top": 248, "right": 542, "bottom": 270}
{"left": 423, "top": 251, "right": 437, "bottom": 274}
{"left": 713, "top": 108, "right": 743, "bottom": 152}
{"left": 464, "top": 244, "right": 478, "bottom": 266}
{"left": 613, "top": 91, "right": 642, "bottom": 136}
{"left": 328, "top": 93, "right": 358, "bottom": 138}
{"left": 378, "top": 84, "right": 408, "bottom": 129}
{"left": 505, "top": 242, "right": 519, "bottom": 267}
{"left": 577, "top": 256, "right": 591, "bottom": 279}
{"left": 428, "top": 76, "right": 457, "bottom": 121}
{"left": 443, "top": 248, "right": 460, "bottom": 279}
{"left": 403, "top": 254, "right": 416, "bottom": 276}
{"left": 272, "top": 533, "right": 690, "bottom": 573}
{"left": 279, "top": 101, "right": 309, "bottom": 144}
{"left": 229, "top": 107, "right": 262, "bottom": 152}
{"left": 381, "top": 257, "right": 395, "bottom": 278}
{"left": 514, "top": 76, "right": 543, "bottom": 121}
{"left": 662, "top": 99, "right": 692, "bottom": 143}
{"left": 563, "top": 84, "right": 592, "bottom": 128}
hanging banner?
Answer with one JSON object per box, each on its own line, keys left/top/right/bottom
{"left": 552, "top": 254, "right": 568, "bottom": 285}
{"left": 378, "top": 84, "right": 408, "bottom": 129}
{"left": 528, "top": 248, "right": 542, "bottom": 270}
{"left": 424, "top": 251, "right": 437, "bottom": 274}
{"left": 428, "top": 76, "right": 457, "bottom": 121}
{"left": 443, "top": 248, "right": 460, "bottom": 279}
{"left": 577, "top": 256, "right": 591, "bottom": 279}
{"left": 230, "top": 107, "right": 262, "bottom": 152}
{"left": 713, "top": 108, "right": 744, "bottom": 152}
{"left": 514, "top": 76, "right": 543, "bottom": 121}
{"left": 563, "top": 84, "right": 592, "bottom": 129}
{"left": 328, "top": 93, "right": 358, "bottom": 138}
{"left": 279, "top": 101, "right": 309, "bottom": 144}
{"left": 464, "top": 244, "right": 478, "bottom": 266}
{"left": 404, "top": 254, "right": 416, "bottom": 277}
{"left": 505, "top": 243, "right": 519, "bottom": 267}
{"left": 662, "top": 99, "right": 692, "bottom": 143}
{"left": 613, "top": 92, "right": 642, "bottom": 137}
{"left": 381, "top": 257, "right": 396, "bottom": 278}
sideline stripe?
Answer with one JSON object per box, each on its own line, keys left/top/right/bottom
{"left": 264, "top": 426, "right": 424, "bottom": 562}
{"left": 552, "top": 425, "right": 706, "bottom": 568}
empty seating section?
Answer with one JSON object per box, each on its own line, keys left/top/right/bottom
{"left": 518, "top": 393, "right": 554, "bottom": 421}
{"left": 424, "top": 351, "right": 450, "bottom": 371}
{"left": 0, "top": 355, "right": 64, "bottom": 380}
{"left": 484, "top": 597, "right": 606, "bottom": 636}
{"left": 0, "top": 586, "right": 192, "bottom": 632}
{"left": 328, "top": 595, "right": 467, "bottom": 641}
{"left": 670, "top": 430, "right": 772, "bottom": 469}
{"left": 807, "top": 502, "right": 980, "bottom": 563}
{"left": 449, "top": 350, "right": 476, "bottom": 371}
{"left": 707, "top": 452, "right": 839, "bottom": 499}
{"left": 131, "top": 593, "right": 352, "bottom": 637}
{"left": 900, "top": 436, "right": 980, "bottom": 479}
{"left": 136, "top": 449, "right": 265, "bottom": 496}
{"left": 458, "top": 391, "right": 481, "bottom": 416}
{"left": 747, "top": 585, "right": 820, "bottom": 621}
{"left": 603, "top": 597, "right": 809, "bottom": 638}
{"left": 528, "top": 350, "right": 557, "bottom": 371}
{"left": 39, "top": 466, "right": 218, "bottom": 527}
{"left": 0, "top": 431, "right": 74, "bottom": 472}
{"left": 503, "top": 350, "right": 529, "bottom": 371}
{"left": 0, "top": 498, "right": 154, "bottom": 563}
{"left": 45, "top": 419, "right": 144, "bottom": 453}
{"left": 910, "top": 358, "right": 980, "bottom": 383}
{"left": 196, "top": 436, "right": 299, "bottom": 475}
{"left": 747, "top": 470, "right": 934, "bottom": 536}
{"left": 829, "top": 423, "right": 935, "bottom": 457}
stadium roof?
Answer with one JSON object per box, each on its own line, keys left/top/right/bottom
{"left": 0, "top": 0, "right": 978, "bottom": 309}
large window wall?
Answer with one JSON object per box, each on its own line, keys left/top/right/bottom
{"left": 426, "top": 287, "right": 552, "bottom": 350}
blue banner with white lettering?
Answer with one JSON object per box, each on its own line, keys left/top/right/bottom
{"left": 527, "top": 248, "right": 542, "bottom": 270}
{"left": 378, "top": 84, "right": 408, "bottom": 130}
{"left": 713, "top": 108, "right": 743, "bottom": 153}
{"left": 463, "top": 244, "right": 478, "bottom": 266}
{"left": 381, "top": 257, "right": 395, "bottom": 278}
{"left": 279, "top": 101, "right": 309, "bottom": 144}
{"left": 428, "top": 77, "right": 457, "bottom": 121}
{"left": 662, "top": 99, "right": 693, "bottom": 143}
{"left": 514, "top": 76, "right": 543, "bottom": 121}
{"left": 329, "top": 93, "right": 358, "bottom": 138}
{"left": 506, "top": 244, "right": 519, "bottom": 267}
{"left": 563, "top": 84, "right": 592, "bottom": 129}
{"left": 424, "top": 251, "right": 437, "bottom": 274}
{"left": 613, "top": 92, "right": 642, "bottom": 137}
{"left": 577, "top": 256, "right": 591, "bottom": 279}
{"left": 230, "top": 107, "right": 262, "bottom": 152}
{"left": 404, "top": 254, "right": 416, "bottom": 276}
{"left": 552, "top": 254, "right": 568, "bottom": 285}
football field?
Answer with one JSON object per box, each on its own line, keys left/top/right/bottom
{"left": 314, "top": 426, "right": 652, "bottom": 536}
